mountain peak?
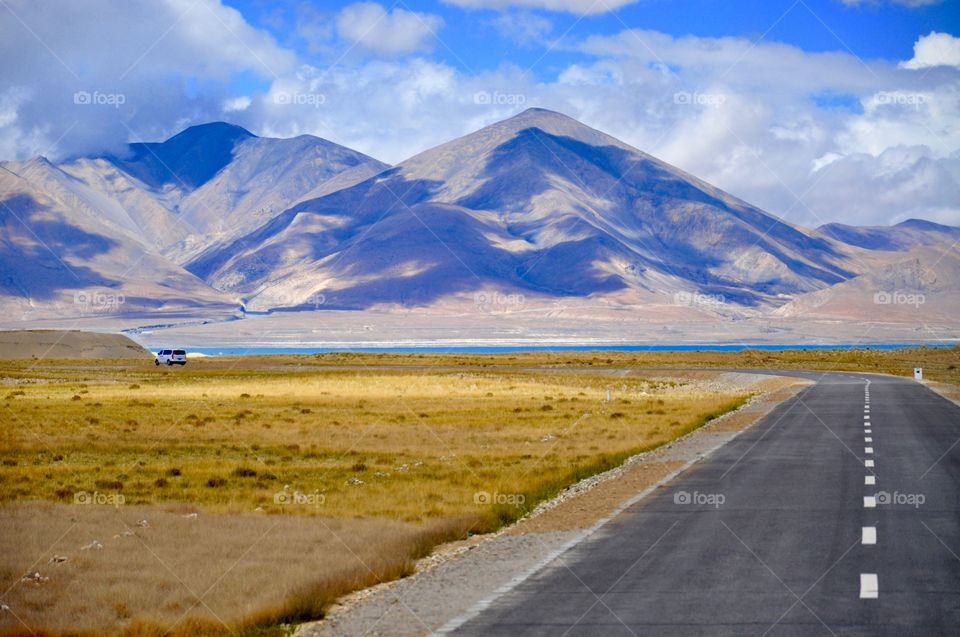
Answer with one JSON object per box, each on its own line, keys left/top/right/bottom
{"left": 166, "top": 121, "right": 255, "bottom": 144}
{"left": 107, "top": 121, "right": 255, "bottom": 190}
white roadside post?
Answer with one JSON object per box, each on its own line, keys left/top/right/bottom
{"left": 914, "top": 367, "right": 923, "bottom": 381}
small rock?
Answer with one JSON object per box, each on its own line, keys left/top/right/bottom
{"left": 48, "top": 555, "right": 68, "bottom": 565}
{"left": 80, "top": 540, "right": 103, "bottom": 551}
{"left": 345, "top": 476, "right": 365, "bottom": 486}
{"left": 136, "top": 519, "right": 149, "bottom": 528}
{"left": 183, "top": 512, "right": 198, "bottom": 519}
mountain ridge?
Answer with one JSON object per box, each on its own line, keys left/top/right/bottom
{"left": 1, "top": 109, "right": 956, "bottom": 327}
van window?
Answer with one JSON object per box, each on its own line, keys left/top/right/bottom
{"left": 173, "top": 350, "right": 186, "bottom": 356}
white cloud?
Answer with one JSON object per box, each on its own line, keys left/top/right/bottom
{"left": 336, "top": 3, "right": 444, "bottom": 55}
{"left": 839, "top": 0, "right": 942, "bottom": 7}
{"left": 0, "top": 0, "right": 956, "bottom": 229}
{"left": 489, "top": 11, "right": 553, "bottom": 46}
{"left": 442, "top": 0, "right": 638, "bottom": 15}
{"left": 900, "top": 31, "right": 960, "bottom": 70}
{"left": 0, "top": 0, "right": 294, "bottom": 159}
{"left": 223, "top": 96, "right": 252, "bottom": 112}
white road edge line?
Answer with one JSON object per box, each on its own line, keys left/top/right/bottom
{"left": 862, "top": 527, "right": 876, "bottom": 545}
{"left": 860, "top": 573, "right": 879, "bottom": 599}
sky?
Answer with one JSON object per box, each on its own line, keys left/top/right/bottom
{"left": 0, "top": 0, "right": 958, "bottom": 228}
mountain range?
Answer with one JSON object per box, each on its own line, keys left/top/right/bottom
{"left": 1, "top": 108, "right": 957, "bottom": 334}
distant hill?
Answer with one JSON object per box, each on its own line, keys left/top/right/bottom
{"left": 818, "top": 219, "right": 960, "bottom": 252}
{"left": 0, "top": 123, "right": 388, "bottom": 319}
{"left": 187, "top": 109, "right": 871, "bottom": 310}
{"left": 0, "top": 110, "right": 956, "bottom": 328}
{"left": 0, "top": 330, "right": 149, "bottom": 359}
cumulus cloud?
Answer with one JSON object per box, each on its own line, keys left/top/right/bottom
{"left": 335, "top": 3, "right": 444, "bottom": 55}
{"left": 489, "top": 11, "right": 554, "bottom": 46}
{"left": 0, "top": 0, "right": 956, "bottom": 228}
{"left": 442, "top": 0, "right": 638, "bottom": 15}
{"left": 838, "top": 0, "right": 942, "bottom": 7}
{"left": 0, "top": 0, "right": 294, "bottom": 159}
{"left": 900, "top": 31, "right": 960, "bottom": 70}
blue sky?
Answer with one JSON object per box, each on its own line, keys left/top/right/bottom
{"left": 224, "top": 0, "right": 960, "bottom": 74}
{"left": 0, "top": 0, "right": 958, "bottom": 227}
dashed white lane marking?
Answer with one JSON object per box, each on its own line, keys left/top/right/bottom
{"left": 864, "top": 415, "right": 870, "bottom": 420}
{"left": 864, "top": 496, "right": 877, "bottom": 508}
{"left": 865, "top": 437, "right": 873, "bottom": 443}
{"left": 865, "top": 447, "right": 874, "bottom": 454}
{"left": 865, "top": 428, "right": 872, "bottom": 434}
{"left": 865, "top": 459, "right": 875, "bottom": 468}
{"left": 865, "top": 476, "right": 876, "bottom": 485}
{"left": 860, "top": 573, "right": 879, "bottom": 599}
{"left": 862, "top": 527, "right": 877, "bottom": 545}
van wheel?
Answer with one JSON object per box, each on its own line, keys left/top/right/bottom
{"left": 155, "top": 360, "right": 160, "bottom": 366}
{"left": 167, "top": 360, "right": 173, "bottom": 366}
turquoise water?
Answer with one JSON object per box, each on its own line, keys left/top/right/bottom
{"left": 177, "top": 343, "right": 955, "bottom": 356}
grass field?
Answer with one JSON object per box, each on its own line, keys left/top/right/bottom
{"left": 0, "top": 358, "right": 751, "bottom": 636}
{"left": 1, "top": 346, "right": 953, "bottom": 635}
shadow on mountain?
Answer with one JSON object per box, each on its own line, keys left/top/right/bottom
{"left": 0, "top": 194, "right": 121, "bottom": 299}
{"left": 104, "top": 122, "right": 254, "bottom": 190}
{"left": 460, "top": 127, "right": 854, "bottom": 296}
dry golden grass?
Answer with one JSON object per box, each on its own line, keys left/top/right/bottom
{"left": 0, "top": 365, "right": 745, "bottom": 525}
{"left": 0, "top": 358, "right": 751, "bottom": 635}
{"left": 0, "top": 502, "right": 470, "bottom": 636}
{"left": 164, "top": 346, "right": 956, "bottom": 386}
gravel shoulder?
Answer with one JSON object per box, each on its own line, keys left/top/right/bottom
{"left": 297, "top": 371, "right": 810, "bottom": 637}
{"left": 923, "top": 379, "right": 960, "bottom": 406}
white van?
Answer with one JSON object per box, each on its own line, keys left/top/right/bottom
{"left": 155, "top": 349, "right": 187, "bottom": 366}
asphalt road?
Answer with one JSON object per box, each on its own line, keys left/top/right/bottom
{"left": 451, "top": 372, "right": 960, "bottom": 636}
